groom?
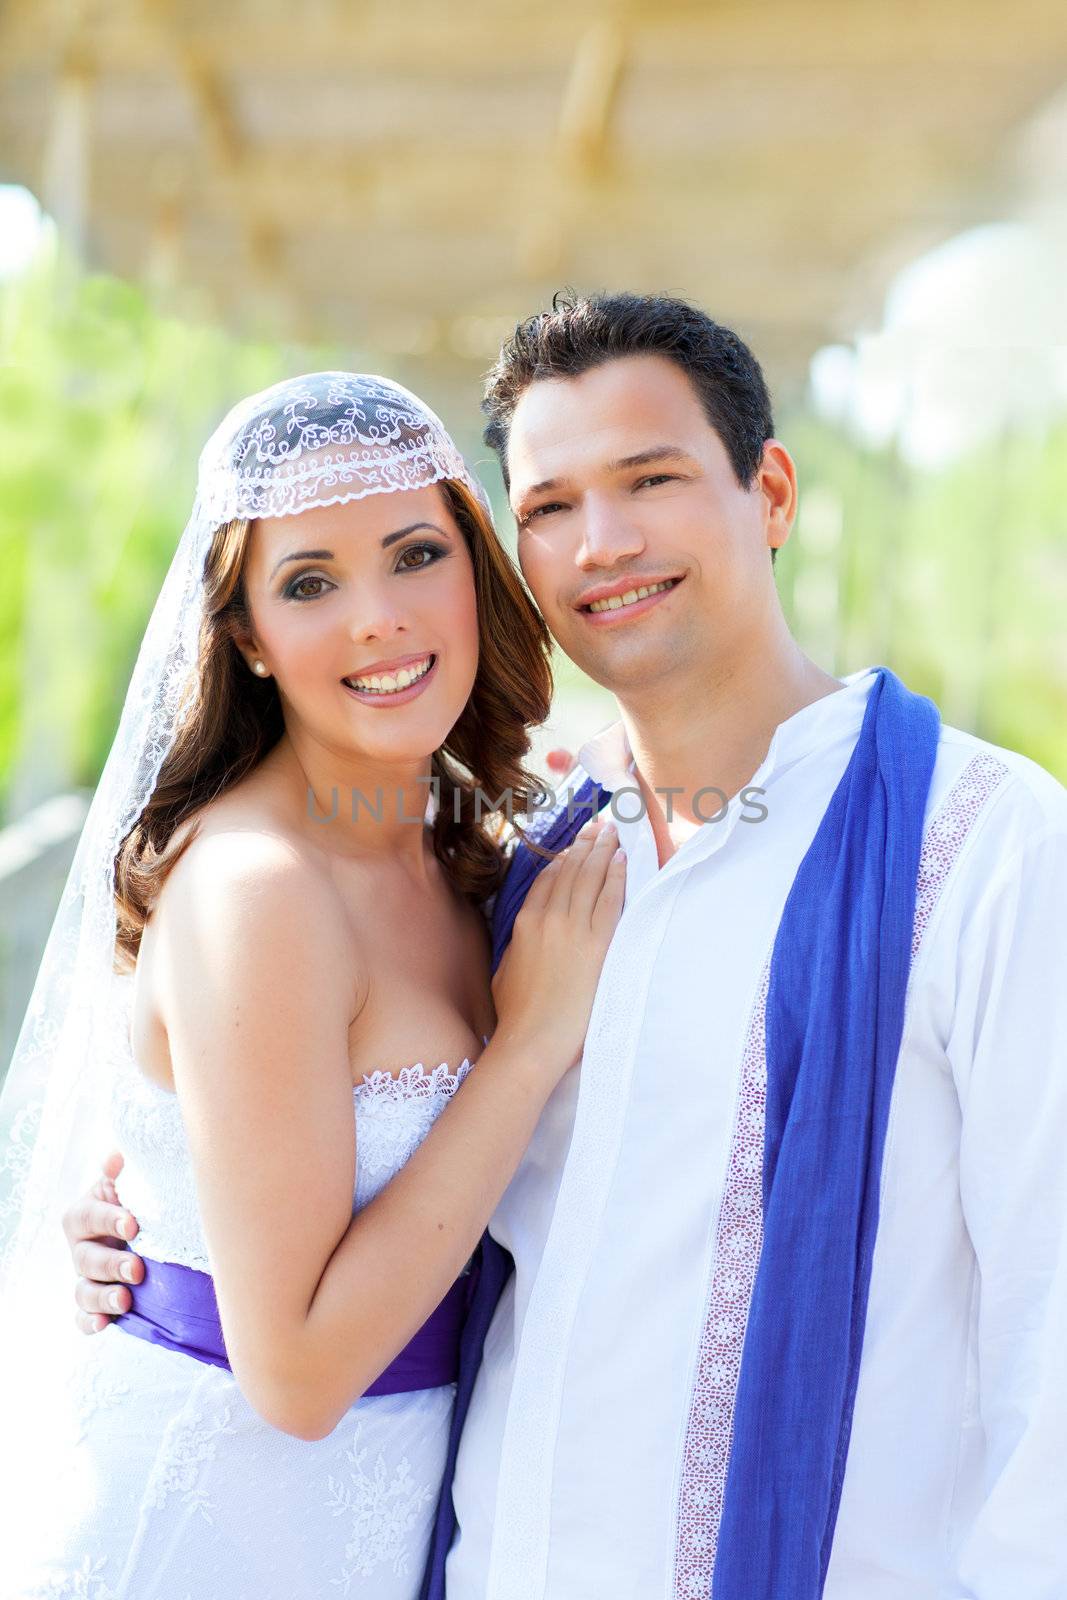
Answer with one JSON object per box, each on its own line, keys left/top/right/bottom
{"left": 66, "top": 293, "right": 1067, "bottom": 1597}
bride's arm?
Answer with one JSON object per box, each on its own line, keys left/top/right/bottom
{"left": 156, "top": 821, "right": 620, "bottom": 1441}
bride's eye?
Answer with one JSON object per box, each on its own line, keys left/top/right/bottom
{"left": 396, "top": 542, "right": 447, "bottom": 571}
{"left": 285, "top": 574, "right": 333, "bottom": 602}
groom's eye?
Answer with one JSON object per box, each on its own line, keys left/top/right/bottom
{"left": 521, "top": 502, "right": 567, "bottom": 525}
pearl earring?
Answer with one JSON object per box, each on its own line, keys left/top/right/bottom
{"left": 253, "top": 660, "right": 268, "bottom": 677}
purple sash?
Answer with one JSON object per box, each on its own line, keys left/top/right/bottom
{"left": 117, "top": 1251, "right": 470, "bottom": 1396}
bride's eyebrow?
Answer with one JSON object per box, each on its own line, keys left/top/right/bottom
{"left": 379, "top": 520, "right": 450, "bottom": 549}
{"left": 269, "top": 522, "right": 451, "bottom": 580}
{"left": 270, "top": 548, "right": 333, "bottom": 580}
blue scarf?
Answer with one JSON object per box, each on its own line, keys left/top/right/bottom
{"left": 421, "top": 667, "right": 940, "bottom": 1600}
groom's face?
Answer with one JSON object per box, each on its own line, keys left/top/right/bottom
{"left": 505, "top": 354, "right": 792, "bottom": 697}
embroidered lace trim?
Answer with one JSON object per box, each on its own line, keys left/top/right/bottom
{"left": 355, "top": 1058, "right": 475, "bottom": 1102}
{"left": 671, "top": 750, "right": 1010, "bottom": 1599}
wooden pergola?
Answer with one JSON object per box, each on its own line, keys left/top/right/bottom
{"left": 2, "top": 0, "right": 1067, "bottom": 395}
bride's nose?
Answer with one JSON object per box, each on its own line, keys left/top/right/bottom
{"left": 345, "top": 584, "right": 410, "bottom": 644}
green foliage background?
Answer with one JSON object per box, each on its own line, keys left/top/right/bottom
{"left": 1, "top": 255, "right": 1064, "bottom": 824}
{"left": 0, "top": 259, "right": 317, "bottom": 814}
{"left": 779, "top": 415, "right": 1067, "bottom": 779}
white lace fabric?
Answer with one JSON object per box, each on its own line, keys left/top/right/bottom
{"left": 197, "top": 373, "right": 491, "bottom": 523}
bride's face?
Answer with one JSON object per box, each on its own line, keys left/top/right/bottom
{"left": 236, "top": 483, "right": 480, "bottom": 767}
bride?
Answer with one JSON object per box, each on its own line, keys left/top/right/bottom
{"left": 0, "top": 372, "right": 624, "bottom": 1599}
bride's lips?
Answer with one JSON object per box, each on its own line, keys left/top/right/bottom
{"left": 341, "top": 653, "right": 439, "bottom": 707}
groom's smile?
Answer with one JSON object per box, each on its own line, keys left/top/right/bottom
{"left": 575, "top": 572, "right": 686, "bottom": 625}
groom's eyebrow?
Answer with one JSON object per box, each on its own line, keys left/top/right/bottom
{"left": 519, "top": 445, "right": 693, "bottom": 502}
{"left": 269, "top": 523, "right": 449, "bottom": 579}
{"left": 607, "top": 445, "right": 693, "bottom": 472}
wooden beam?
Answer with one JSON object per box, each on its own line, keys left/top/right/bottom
{"left": 37, "top": 0, "right": 94, "bottom": 260}
{"left": 517, "top": 17, "right": 628, "bottom": 278}
{"left": 556, "top": 19, "right": 627, "bottom": 175}
{"left": 138, "top": 0, "right": 284, "bottom": 294}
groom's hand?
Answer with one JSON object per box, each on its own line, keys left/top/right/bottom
{"left": 62, "top": 1150, "right": 145, "bottom": 1334}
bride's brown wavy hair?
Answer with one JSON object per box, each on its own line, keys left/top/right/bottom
{"left": 113, "top": 478, "right": 557, "bottom": 970}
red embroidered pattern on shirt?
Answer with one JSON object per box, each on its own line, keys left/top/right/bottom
{"left": 909, "top": 751, "right": 1009, "bottom": 967}
{"left": 671, "top": 749, "right": 1010, "bottom": 1600}
{"left": 672, "top": 958, "right": 769, "bottom": 1600}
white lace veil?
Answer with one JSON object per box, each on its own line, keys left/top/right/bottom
{"left": 0, "top": 372, "right": 494, "bottom": 1328}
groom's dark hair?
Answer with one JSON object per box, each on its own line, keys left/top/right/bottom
{"left": 482, "top": 291, "right": 775, "bottom": 496}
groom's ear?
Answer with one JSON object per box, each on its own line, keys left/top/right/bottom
{"left": 758, "top": 441, "right": 798, "bottom": 553}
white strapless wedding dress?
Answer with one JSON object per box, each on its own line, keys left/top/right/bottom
{"left": 4, "top": 991, "right": 485, "bottom": 1600}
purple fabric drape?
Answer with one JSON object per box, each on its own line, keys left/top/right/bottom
{"left": 117, "top": 1250, "right": 472, "bottom": 1397}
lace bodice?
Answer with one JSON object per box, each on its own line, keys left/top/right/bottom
{"left": 109, "top": 988, "right": 485, "bottom": 1271}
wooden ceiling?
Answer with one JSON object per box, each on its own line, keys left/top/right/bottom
{"left": 2, "top": 0, "right": 1066, "bottom": 391}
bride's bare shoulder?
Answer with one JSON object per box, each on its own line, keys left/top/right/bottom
{"left": 136, "top": 778, "right": 364, "bottom": 1049}
{"left": 157, "top": 782, "right": 344, "bottom": 935}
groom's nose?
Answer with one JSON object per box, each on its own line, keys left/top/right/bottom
{"left": 574, "top": 492, "right": 647, "bottom": 569}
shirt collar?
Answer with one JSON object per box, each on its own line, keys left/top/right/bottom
{"left": 576, "top": 666, "right": 880, "bottom": 794}
{"left": 575, "top": 720, "right": 637, "bottom": 794}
